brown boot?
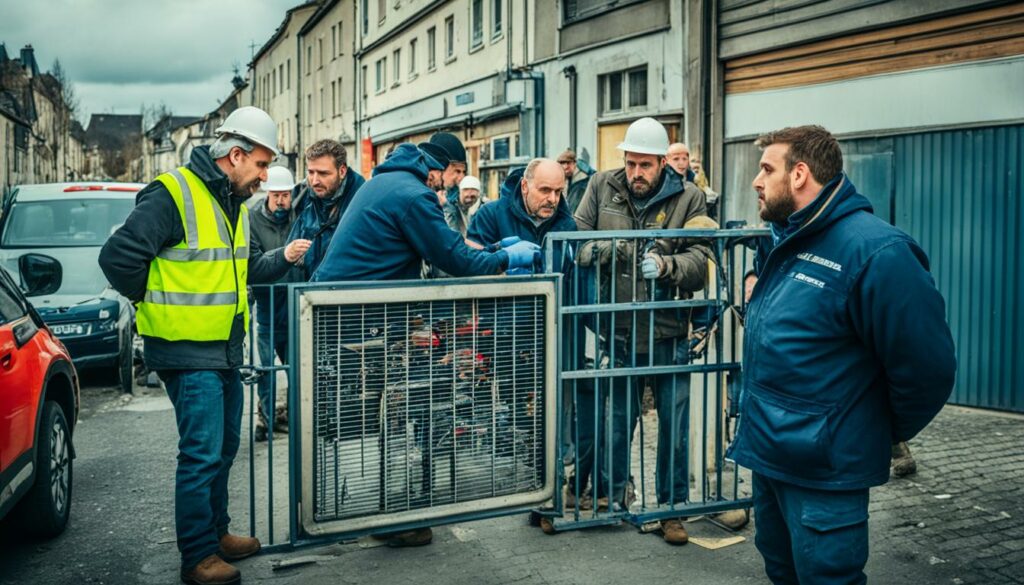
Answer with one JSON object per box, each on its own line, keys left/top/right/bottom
{"left": 181, "top": 554, "right": 240, "bottom": 585}
{"left": 891, "top": 442, "right": 917, "bottom": 477}
{"left": 660, "top": 519, "right": 689, "bottom": 545}
{"left": 218, "top": 533, "right": 261, "bottom": 561}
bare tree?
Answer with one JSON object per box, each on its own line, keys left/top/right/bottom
{"left": 50, "top": 59, "right": 80, "bottom": 122}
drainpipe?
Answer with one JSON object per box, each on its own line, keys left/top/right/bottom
{"left": 562, "top": 65, "right": 577, "bottom": 152}
{"left": 295, "top": 33, "right": 303, "bottom": 172}
{"left": 507, "top": 69, "right": 545, "bottom": 157}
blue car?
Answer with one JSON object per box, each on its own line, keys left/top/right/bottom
{"left": 0, "top": 183, "right": 142, "bottom": 392}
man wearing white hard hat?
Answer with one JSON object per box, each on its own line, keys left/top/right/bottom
{"left": 443, "top": 174, "right": 484, "bottom": 237}
{"left": 571, "top": 117, "right": 713, "bottom": 545}
{"left": 99, "top": 106, "right": 311, "bottom": 585}
{"left": 249, "top": 166, "right": 301, "bottom": 442}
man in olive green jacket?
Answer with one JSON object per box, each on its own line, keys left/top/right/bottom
{"left": 571, "top": 117, "right": 712, "bottom": 546}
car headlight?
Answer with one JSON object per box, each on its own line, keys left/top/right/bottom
{"left": 94, "top": 317, "right": 118, "bottom": 333}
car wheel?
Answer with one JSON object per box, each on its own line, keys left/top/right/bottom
{"left": 14, "top": 401, "right": 73, "bottom": 538}
{"left": 117, "top": 329, "right": 133, "bottom": 394}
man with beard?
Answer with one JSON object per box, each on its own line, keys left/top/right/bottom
{"left": 287, "top": 139, "right": 366, "bottom": 279}
{"left": 728, "top": 125, "right": 955, "bottom": 584}
{"left": 573, "top": 117, "right": 712, "bottom": 545}
{"left": 99, "top": 106, "right": 311, "bottom": 585}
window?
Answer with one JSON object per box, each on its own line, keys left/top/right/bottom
{"left": 318, "top": 38, "right": 324, "bottom": 69}
{"left": 378, "top": 0, "right": 386, "bottom": 23}
{"left": 0, "top": 276, "right": 25, "bottom": 325}
{"left": 331, "top": 81, "right": 337, "bottom": 117}
{"left": 286, "top": 59, "right": 291, "bottom": 89}
{"left": 362, "top": 0, "right": 368, "bottom": 35}
{"left": 306, "top": 45, "right": 312, "bottom": 75}
{"left": 375, "top": 57, "right": 386, "bottom": 93}
{"left": 599, "top": 66, "right": 647, "bottom": 115}
{"left": 409, "top": 38, "right": 417, "bottom": 77}
{"left": 470, "top": 0, "right": 483, "bottom": 49}
{"left": 563, "top": 0, "right": 644, "bottom": 25}
{"left": 427, "top": 27, "right": 436, "bottom": 70}
{"left": 272, "top": 68, "right": 277, "bottom": 97}
{"left": 306, "top": 94, "right": 312, "bottom": 127}
{"left": 336, "top": 76, "right": 343, "bottom": 115}
{"left": 338, "top": 21, "right": 344, "bottom": 55}
{"left": 278, "top": 64, "right": 284, "bottom": 93}
{"left": 331, "top": 25, "right": 337, "bottom": 58}
{"left": 492, "top": 0, "right": 503, "bottom": 38}
{"left": 445, "top": 16, "right": 455, "bottom": 61}
{"left": 392, "top": 49, "right": 401, "bottom": 85}
{"left": 361, "top": 65, "right": 368, "bottom": 109}
{"left": 320, "top": 88, "right": 325, "bottom": 121}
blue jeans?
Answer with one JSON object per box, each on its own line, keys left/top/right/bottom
{"left": 752, "top": 472, "right": 869, "bottom": 585}
{"left": 573, "top": 339, "right": 690, "bottom": 505}
{"left": 161, "top": 370, "right": 244, "bottom": 570}
{"left": 256, "top": 325, "right": 288, "bottom": 418}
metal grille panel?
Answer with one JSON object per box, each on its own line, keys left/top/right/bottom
{"left": 297, "top": 280, "right": 557, "bottom": 536}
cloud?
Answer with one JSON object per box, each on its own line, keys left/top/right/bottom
{"left": 0, "top": 0, "right": 300, "bottom": 118}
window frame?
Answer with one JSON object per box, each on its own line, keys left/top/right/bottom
{"left": 491, "top": 0, "right": 503, "bottom": 41}
{"left": 445, "top": 15, "right": 456, "bottom": 63}
{"left": 392, "top": 48, "right": 401, "bottom": 87}
{"left": 599, "top": 65, "right": 648, "bottom": 117}
{"left": 470, "top": 0, "right": 484, "bottom": 51}
{"left": 427, "top": 27, "right": 437, "bottom": 71}
{"left": 408, "top": 37, "right": 418, "bottom": 79}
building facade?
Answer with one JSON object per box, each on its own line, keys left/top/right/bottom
{"left": 250, "top": 1, "right": 321, "bottom": 171}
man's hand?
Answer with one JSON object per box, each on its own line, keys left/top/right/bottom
{"left": 641, "top": 252, "right": 665, "bottom": 279}
{"left": 577, "top": 239, "right": 635, "bottom": 267}
{"left": 504, "top": 240, "right": 541, "bottom": 273}
{"left": 284, "top": 239, "right": 312, "bottom": 263}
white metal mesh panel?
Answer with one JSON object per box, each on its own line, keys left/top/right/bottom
{"left": 298, "top": 281, "right": 556, "bottom": 536}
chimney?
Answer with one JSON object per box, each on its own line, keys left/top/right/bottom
{"left": 20, "top": 44, "right": 39, "bottom": 76}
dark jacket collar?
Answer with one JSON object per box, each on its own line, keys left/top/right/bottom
{"left": 499, "top": 167, "right": 573, "bottom": 230}
{"left": 608, "top": 165, "right": 686, "bottom": 213}
{"left": 186, "top": 145, "right": 237, "bottom": 219}
{"left": 770, "top": 173, "right": 872, "bottom": 245}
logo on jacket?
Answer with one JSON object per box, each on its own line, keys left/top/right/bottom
{"left": 655, "top": 211, "right": 666, "bottom": 224}
{"left": 797, "top": 252, "right": 843, "bottom": 272}
{"left": 793, "top": 272, "right": 826, "bottom": 289}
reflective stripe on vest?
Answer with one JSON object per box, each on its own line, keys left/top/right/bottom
{"left": 135, "top": 167, "right": 250, "bottom": 342}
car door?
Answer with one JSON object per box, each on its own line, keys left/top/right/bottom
{"left": 0, "top": 270, "right": 40, "bottom": 473}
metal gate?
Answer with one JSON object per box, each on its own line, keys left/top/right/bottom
{"left": 288, "top": 277, "right": 558, "bottom": 542}
{"left": 539, "top": 228, "right": 765, "bottom": 531}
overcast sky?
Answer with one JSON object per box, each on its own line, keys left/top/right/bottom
{"left": 0, "top": 0, "right": 300, "bottom": 125}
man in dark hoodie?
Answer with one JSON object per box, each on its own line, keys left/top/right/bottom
{"left": 288, "top": 139, "right": 366, "bottom": 279}
{"left": 469, "top": 158, "right": 576, "bottom": 250}
{"left": 728, "top": 125, "right": 955, "bottom": 584}
{"left": 98, "top": 106, "right": 311, "bottom": 585}
{"left": 310, "top": 142, "right": 539, "bottom": 547}
{"left": 573, "top": 117, "right": 712, "bottom": 545}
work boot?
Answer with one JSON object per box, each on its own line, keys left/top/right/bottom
{"left": 660, "top": 519, "right": 689, "bottom": 545}
{"left": 218, "top": 533, "right": 261, "bottom": 561}
{"left": 891, "top": 442, "right": 917, "bottom": 477}
{"left": 180, "top": 554, "right": 240, "bottom": 585}
{"left": 539, "top": 516, "right": 556, "bottom": 534}
{"left": 712, "top": 508, "right": 750, "bottom": 530}
{"left": 372, "top": 527, "right": 433, "bottom": 547}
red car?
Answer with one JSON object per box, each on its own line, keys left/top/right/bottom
{"left": 0, "top": 253, "right": 79, "bottom": 537}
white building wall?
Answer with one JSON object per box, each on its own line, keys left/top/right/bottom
{"left": 300, "top": 0, "right": 359, "bottom": 159}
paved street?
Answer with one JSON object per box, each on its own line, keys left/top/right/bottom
{"left": 1, "top": 376, "right": 1022, "bottom": 585}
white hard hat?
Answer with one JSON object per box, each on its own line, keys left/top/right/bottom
{"left": 459, "top": 175, "right": 481, "bottom": 191}
{"left": 215, "top": 106, "right": 280, "bottom": 156}
{"left": 261, "top": 166, "right": 295, "bottom": 192}
{"left": 617, "top": 117, "right": 670, "bottom": 156}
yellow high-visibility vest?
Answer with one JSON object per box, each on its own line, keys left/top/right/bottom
{"left": 135, "top": 167, "right": 249, "bottom": 341}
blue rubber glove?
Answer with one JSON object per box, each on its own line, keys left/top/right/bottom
{"left": 484, "top": 236, "right": 522, "bottom": 253}
{"left": 641, "top": 253, "right": 663, "bottom": 280}
{"left": 505, "top": 240, "right": 541, "bottom": 273}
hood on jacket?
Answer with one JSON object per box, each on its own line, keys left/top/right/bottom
{"left": 187, "top": 145, "right": 242, "bottom": 223}
{"left": 770, "top": 173, "right": 873, "bottom": 245}
{"left": 607, "top": 164, "right": 688, "bottom": 214}
{"left": 373, "top": 143, "right": 431, "bottom": 182}
{"left": 497, "top": 166, "right": 574, "bottom": 228}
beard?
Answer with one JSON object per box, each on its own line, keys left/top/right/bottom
{"left": 232, "top": 178, "right": 261, "bottom": 199}
{"left": 759, "top": 181, "right": 798, "bottom": 224}
{"left": 630, "top": 177, "right": 654, "bottom": 198}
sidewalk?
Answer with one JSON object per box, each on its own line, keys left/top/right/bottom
{"left": 231, "top": 405, "right": 1024, "bottom": 585}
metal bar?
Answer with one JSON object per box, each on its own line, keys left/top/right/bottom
{"left": 563, "top": 363, "right": 741, "bottom": 379}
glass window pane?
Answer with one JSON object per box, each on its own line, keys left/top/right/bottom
{"left": 628, "top": 69, "right": 647, "bottom": 107}
{"left": 608, "top": 72, "right": 622, "bottom": 112}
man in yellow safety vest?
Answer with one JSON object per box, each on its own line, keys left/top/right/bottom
{"left": 99, "top": 106, "right": 310, "bottom": 585}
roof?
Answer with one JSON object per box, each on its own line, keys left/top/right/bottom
{"left": 0, "top": 89, "right": 30, "bottom": 126}
{"left": 85, "top": 113, "right": 143, "bottom": 149}
{"left": 250, "top": 0, "right": 320, "bottom": 66}
{"left": 10, "top": 182, "right": 145, "bottom": 203}
{"left": 299, "top": 0, "right": 340, "bottom": 35}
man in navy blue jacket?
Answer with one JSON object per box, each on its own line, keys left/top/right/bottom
{"left": 311, "top": 143, "right": 539, "bottom": 282}
{"left": 288, "top": 139, "right": 366, "bottom": 280}
{"left": 467, "top": 158, "right": 576, "bottom": 250}
{"left": 727, "top": 125, "right": 956, "bottom": 584}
